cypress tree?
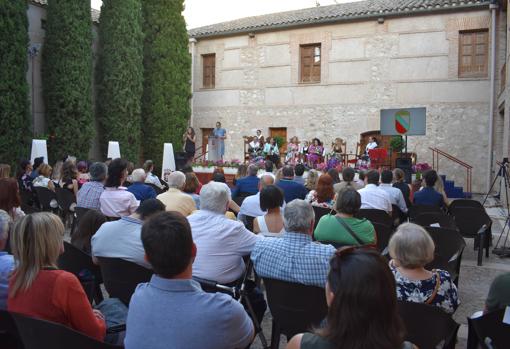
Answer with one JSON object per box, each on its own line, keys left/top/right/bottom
{"left": 97, "top": 0, "right": 144, "bottom": 162}
{"left": 42, "top": 0, "right": 94, "bottom": 161}
{"left": 0, "top": 1, "right": 30, "bottom": 167}
{"left": 142, "top": 0, "right": 191, "bottom": 169}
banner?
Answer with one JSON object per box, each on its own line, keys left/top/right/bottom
{"left": 107, "top": 141, "right": 121, "bottom": 159}
{"left": 162, "top": 143, "right": 176, "bottom": 182}
{"left": 30, "top": 139, "right": 48, "bottom": 164}
{"left": 380, "top": 108, "right": 426, "bottom": 136}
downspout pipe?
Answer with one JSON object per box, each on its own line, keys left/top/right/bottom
{"left": 189, "top": 38, "right": 197, "bottom": 128}
{"left": 487, "top": 0, "right": 498, "bottom": 193}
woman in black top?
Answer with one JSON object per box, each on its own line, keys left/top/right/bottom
{"left": 183, "top": 127, "right": 196, "bottom": 161}
{"left": 59, "top": 160, "right": 79, "bottom": 197}
{"left": 393, "top": 168, "right": 412, "bottom": 208}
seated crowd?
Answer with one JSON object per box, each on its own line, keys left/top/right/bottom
{"left": 0, "top": 156, "right": 507, "bottom": 349}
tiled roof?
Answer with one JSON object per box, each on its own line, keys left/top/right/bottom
{"left": 189, "top": 0, "right": 491, "bottom": 38}
{"left": 29, "top": 0, "right": 100, "bottom": 23}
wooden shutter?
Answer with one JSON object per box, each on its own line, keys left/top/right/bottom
{"left": 202, "top": 54, "right": 215, "bottom": 88}
{"left": 300, "top": 44, "right": 321, "bottom": 83}
{"left": 459, "top": 30, "right": 488, "bottom": 78}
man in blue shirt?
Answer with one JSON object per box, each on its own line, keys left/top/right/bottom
{"left": 251, "top": 200, "right": 336, "bottom": 288}
{"left": 127, "top": 169, "right": 157, "bottom": 202}
{"left": 213, "top": 121, "right": 227, "bottom": 159}
{"left": 0, "top": 211, "right": 14, "bottom": 310}
{"left": 232, "top": 164, "right": 260, "bottom": 199}
{"left": 413, "top": 170, "right": 446, "bottom": 208}
{"left": 125, "top": 211, "right": 254, "bottom": 349}
{"left": 276, "top": 165, "right": 309, "bottom": 203}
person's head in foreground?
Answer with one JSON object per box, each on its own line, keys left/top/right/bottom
{"left": 335, "top": 187, "right": 361, "bottom": 217}
{"left": 305, "top": 169, "right": 319, "bottom": 190}
{"left": 389, "top": 223, "right": 434, "bottom": 270}
{"left": 260, "top": 185, "right": 284, "bottom": 212}
{"left": 200, "top": 181, "right": 231, "bottom": 214}
{"left": 423, "top": 169, "right": 439, "bottom": 188}
{"left": 287, "top": 248, "right": 406, "bottom": 349}
{"left": 381, "top": 169, "right": 393, "bottom": 184}
{"left": 393, "top": 168, "right": 406, "bottom": 183}
{"left": 282, "top": 165, "right": 295, "bottom": 179}
{"left": 366, "top": 169, "right": 380, "bottom": 185}
{"left": 89, "top": 162, "right": 108, "bottom": 182}
{"left": 166, "top": 171, "right": 186, "bottom": 190}
{"left": 315, "top": 174, "right": 335, "bottom": 203}
{"left": 295, "top": 163, "right": 305, "bottom": 177}
{"left": 135, "top": 198, "right": 166, "bottom": 221}
{"left": 183, "top": 173, "right": 200, "bottom": 194}
{"left": 327, "top": 168, "right": 340, "bottom": 184}
{"left": 71, "top": 209, "right": 107, "bottom": 254}
{"left": 342, "top": 167, "right": 355, "bottom": 183}
{"left": 131, "top": 169, "right": 147, "bottom": 184}
{"left": 283, "top": 199, "right": 314, "bottom": 235}
{"left": 105, "top": 158, "right": 128, "bottom": 188}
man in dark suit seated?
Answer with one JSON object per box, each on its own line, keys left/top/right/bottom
{"left": 232, "top": 164, "right": 260, "bottom": 199}
{"left": 276, "top": 165, "right": 308, "bottom": 203}
{"left": 413, "top": 170, "right": 446, "bottom": 208}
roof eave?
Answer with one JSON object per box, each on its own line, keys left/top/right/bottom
{"left": 189, "top": 2, "right": 491, "bottom": 40}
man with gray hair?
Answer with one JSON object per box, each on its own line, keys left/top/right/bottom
{"left": 251, "top": 200, "right": 335, "bottom": 288}
{"left": 77, "top": 162, "right": 108, "bottom": 210}
{"left": 0, "top": 210, "right": 14, "bottom": 309}
{"left": 127, "top": 169, "right": 157, "bottom": 202}
{"left": 156, "top": 171, "right": 196, "bottom": 217}
{"left": 188, "top": 181, "right": 261, "bottom": 284}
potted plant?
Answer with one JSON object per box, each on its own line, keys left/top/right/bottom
{"left": 389, "top": 136, "right": 405, "bottom": 154}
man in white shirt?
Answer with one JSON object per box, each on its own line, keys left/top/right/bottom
{"left": 92, "top": 198, "right": 166, "bottom": 268}
{"left": 379, "top": 170, "right": 408, "bottom": 214}
{"left": 358, "top": 170, "right": 392, "bottom": 214}
{"left": 238, "top": 174, "right": 275, "bottom": 220}
{"left": 143, "top": 160, "right": 165, "bottom": 190}
{"left": 187, "top": 182, "right": 262, "bottom": 284}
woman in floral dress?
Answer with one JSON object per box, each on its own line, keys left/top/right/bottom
{"left": 285, "top": 137, "right": 300, "bottom": 165}
{"left": 307, "top": 138, "right": 324, "bottom": 169}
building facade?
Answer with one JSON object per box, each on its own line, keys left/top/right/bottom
{"left": 189, "top": 0, "right": 507, "bottom": 193}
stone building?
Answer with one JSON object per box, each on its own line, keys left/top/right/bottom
{"left": 189, "top": 0, "right": 507, "bottom": 193}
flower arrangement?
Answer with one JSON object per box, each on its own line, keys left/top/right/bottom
{"left": 412, "top": 162, "right": 432, "bottom": 180}
{"left": 192, "top": 158, "right": 242, "bottom": 168}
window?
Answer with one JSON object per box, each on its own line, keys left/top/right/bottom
{"left": 202, "top": 54, "right": 215, "bottom": 89}
{"left": 300, "top": 44, "right": 321, "bottom": 83}
{"left": 459, "top": 30, "right": 489, "bottom": 78}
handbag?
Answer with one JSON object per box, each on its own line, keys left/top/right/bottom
{"left": 425, "top": 270, "right": 442, "bottom": 305}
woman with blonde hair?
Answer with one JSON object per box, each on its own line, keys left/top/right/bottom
{"left": 32, "top": 163, "right": 55, "bottom": 192}
{"left": 8, "top": 213, "right": 106, "bottom": 340}
{"left": 305, "top": 169, "right": 319, "bottom": 191}
{"left": 0, "top": 164, "right": 11, "bottom": 179}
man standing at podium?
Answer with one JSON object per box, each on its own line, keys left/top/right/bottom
{"left": 213, "top": 121, "right": 227, "bottom": 160}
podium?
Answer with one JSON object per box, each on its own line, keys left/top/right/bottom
{"left": 207, "top": 136, "right": 221, "bottom": 162}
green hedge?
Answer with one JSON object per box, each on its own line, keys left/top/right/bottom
{"left": 142, "top": 0, "right": 191, "bottom": 169}
{"left": 42, "top": 0, "right": 94, "bottom": 162}
{"left": 0, "top": 0, "right": 30, "bottom": 167}
{"left": 96, "top": 0, "right": 144, "bottom": 162}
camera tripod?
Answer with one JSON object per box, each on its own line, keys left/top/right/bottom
{"left": 483, "top": 158, "right": 510, "bottom": 257}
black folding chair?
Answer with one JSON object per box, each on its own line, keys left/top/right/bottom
{"left": 356, "top": 209, "right": 393, "bottom": 227}
{"left": 467, "top": 308, "right": 510, "bottom": 349}
{"left": 448, "top": 199, "right": 485, "bottom": 212}
{"left": 397, "top": 300, "right": 459, "bottom": 349}
{"left": 413, "top": 212, "right": 457, "bottom": 230}
{"left": 372, "top": 222, "right": 393, "bottom": 253}
{"left": 0, "top": 310, "right": 22, "bottom": 349}
{"left": 75, "top": 207, "right": 93, "bottom": 226}
{"left": 96, "top": 257, "right": 153, "bottom": 306}
{"left": 408, "top": 205, "right": 445, "bottom": 221}
{"left": 312, "top": 206, "right": 335, "bottom": 230}
{"left": 33, "top": 186, "right": 58, "bottom": 212}
{"left": 391, "top": 204, "right": 405, "bottom": 227}
{"left": 242, "top": 215, "right": 256, "bottom": 232}
{"left": 424, "top": 227, "right": 466, "bottom": 286}
{"left": 55, "top": 187, "right": 77, "bottom": 234}
{"left": 449, "top": 206, "right": 492, "bottom": 266}
{"left": 263, "top": 278, "right": 328, "bottom": 349}
{"left": 146, "top": 182, "right": 163, "bottom": 195}
{"left": 9, "top": 311, "right": 122, "bottom": 349}
{"left": 58, "top": 241, "right": 103, "bottom": 304}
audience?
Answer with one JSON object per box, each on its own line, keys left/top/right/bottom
{"left": 188, "top": 182, "right": 261, "bottom": 284}
{"left": 253, "top": 185, "right": 285, "bottom": 237}
{"left": 0, "top": 164, "right": 11, "bottom": 179}
{"left": 238, "top": 174, "right": 276, "bottom": 221}
{"left": 8, "top": 213, "right": 106, "bottom": 340}
{"left": 0, "top": 178, "right": 25, "bottom": 221}
{"left": 232, "top": 164, "right": 260, "bottom": 199}
{"left": 294, "top": 163, "right": 306, "bottom": 185}
{"left": 234, "top": 164, "right": 248, "bottom": 185}
{"left": 143, "top": 160, "right": 165, "bottom": 190}
{"left": 335, "top": 167, "right": 362, "bottom": 192}
{"left": 58, "top": 160, "right": 79, "bottom": 197}
{"left": 0, "top": 210, "right": 14, "bottom": 310}
{"left": 257, "top": 160, "right": 276, "bottom": 180}
{"left": 211, "top": 172, "right": 241, "bottom": 218}
{"left": 355, "top": 170, "right": 366, "bottom": 188}
{"left": 305, "top": 173, "right": 335, "bottom": 209}
{"left": 287, "top": 249, "right": 413, "bottom": 349}
{"left": 125, "top": 211, "right": 254, "bottom": 349}
{"left": 305, "top": 169, "right": 319, "bottom": 191}
{"left": 17, "top": 160, "right": 33, "bottom": 192}
{"left": 485, "top": 272, "right": 510, "bottom": 313}
{"left": 32, "top": 163, "right": 55, "bottom": 191}
{"left": 100, "top": 158, "right": 139, "bottom": 218}
{"left": 327, "top": 168, "right": 341, "bottom": 185}
{"left": 379, "top": 170, "right": 408, "bottom": 214}
{"left": 314, "top": 187, "right": 376, "bottom": 246}
{"left": 77, "top": 162, "right": 107, "bottom": 211}
{"left": 413, "top": 170, "right": 446, "bottom": 208}
{"left": 76, "top": 161, "right": 90, "bottom": 186}
{"left": 251, "top": 200, "right": 335, "bottom": 287}
{"left": 358, "top": 170, "right": 392, "bottom": 214}
{"left": 277, "top": 166, "right": 308, "bottom": 203}
{"left": 388, "top": 223, "right": 458, "bottom": 314}
{"left": 393, "top": 168, "right": 412, "bottom": 208}
{"left": 92, "top": 199, "right": 165, "bottom": 269}
{"left": 127, "top": 169, "right": 157, "bottom": 202}
{"left": 183, "top": 172, "right": 201, "bottom": 209}
{"left": 29, "top": 156, "right": 44, "bottom": 180}
{"left": 156, "top": 171, "right": 196, "bottom": 217}
{"left": 71, "top": 210, "right": 107, "bottom": 254}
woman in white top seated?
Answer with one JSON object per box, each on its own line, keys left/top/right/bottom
{"left": 32, "top": 164, "right": 55, "bottom": 192}
{"left": 253, "top": 185, "right": 285, "bottom": 237}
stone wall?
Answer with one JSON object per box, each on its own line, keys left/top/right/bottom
{"left": 192, "top": 9, "right": 506, "bottom": 193}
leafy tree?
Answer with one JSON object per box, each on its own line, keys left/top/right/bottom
{"left": 42, "top": 0, "right": 94, "bottom": 161}
{"left": 142, "top": 0, "right": 191, "bottom": 169}
{"left": 96, "top": 0, "right": 144, "bottom": 162}
{"left": 0, "top": 0, "right": 30, "bottom": 167}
